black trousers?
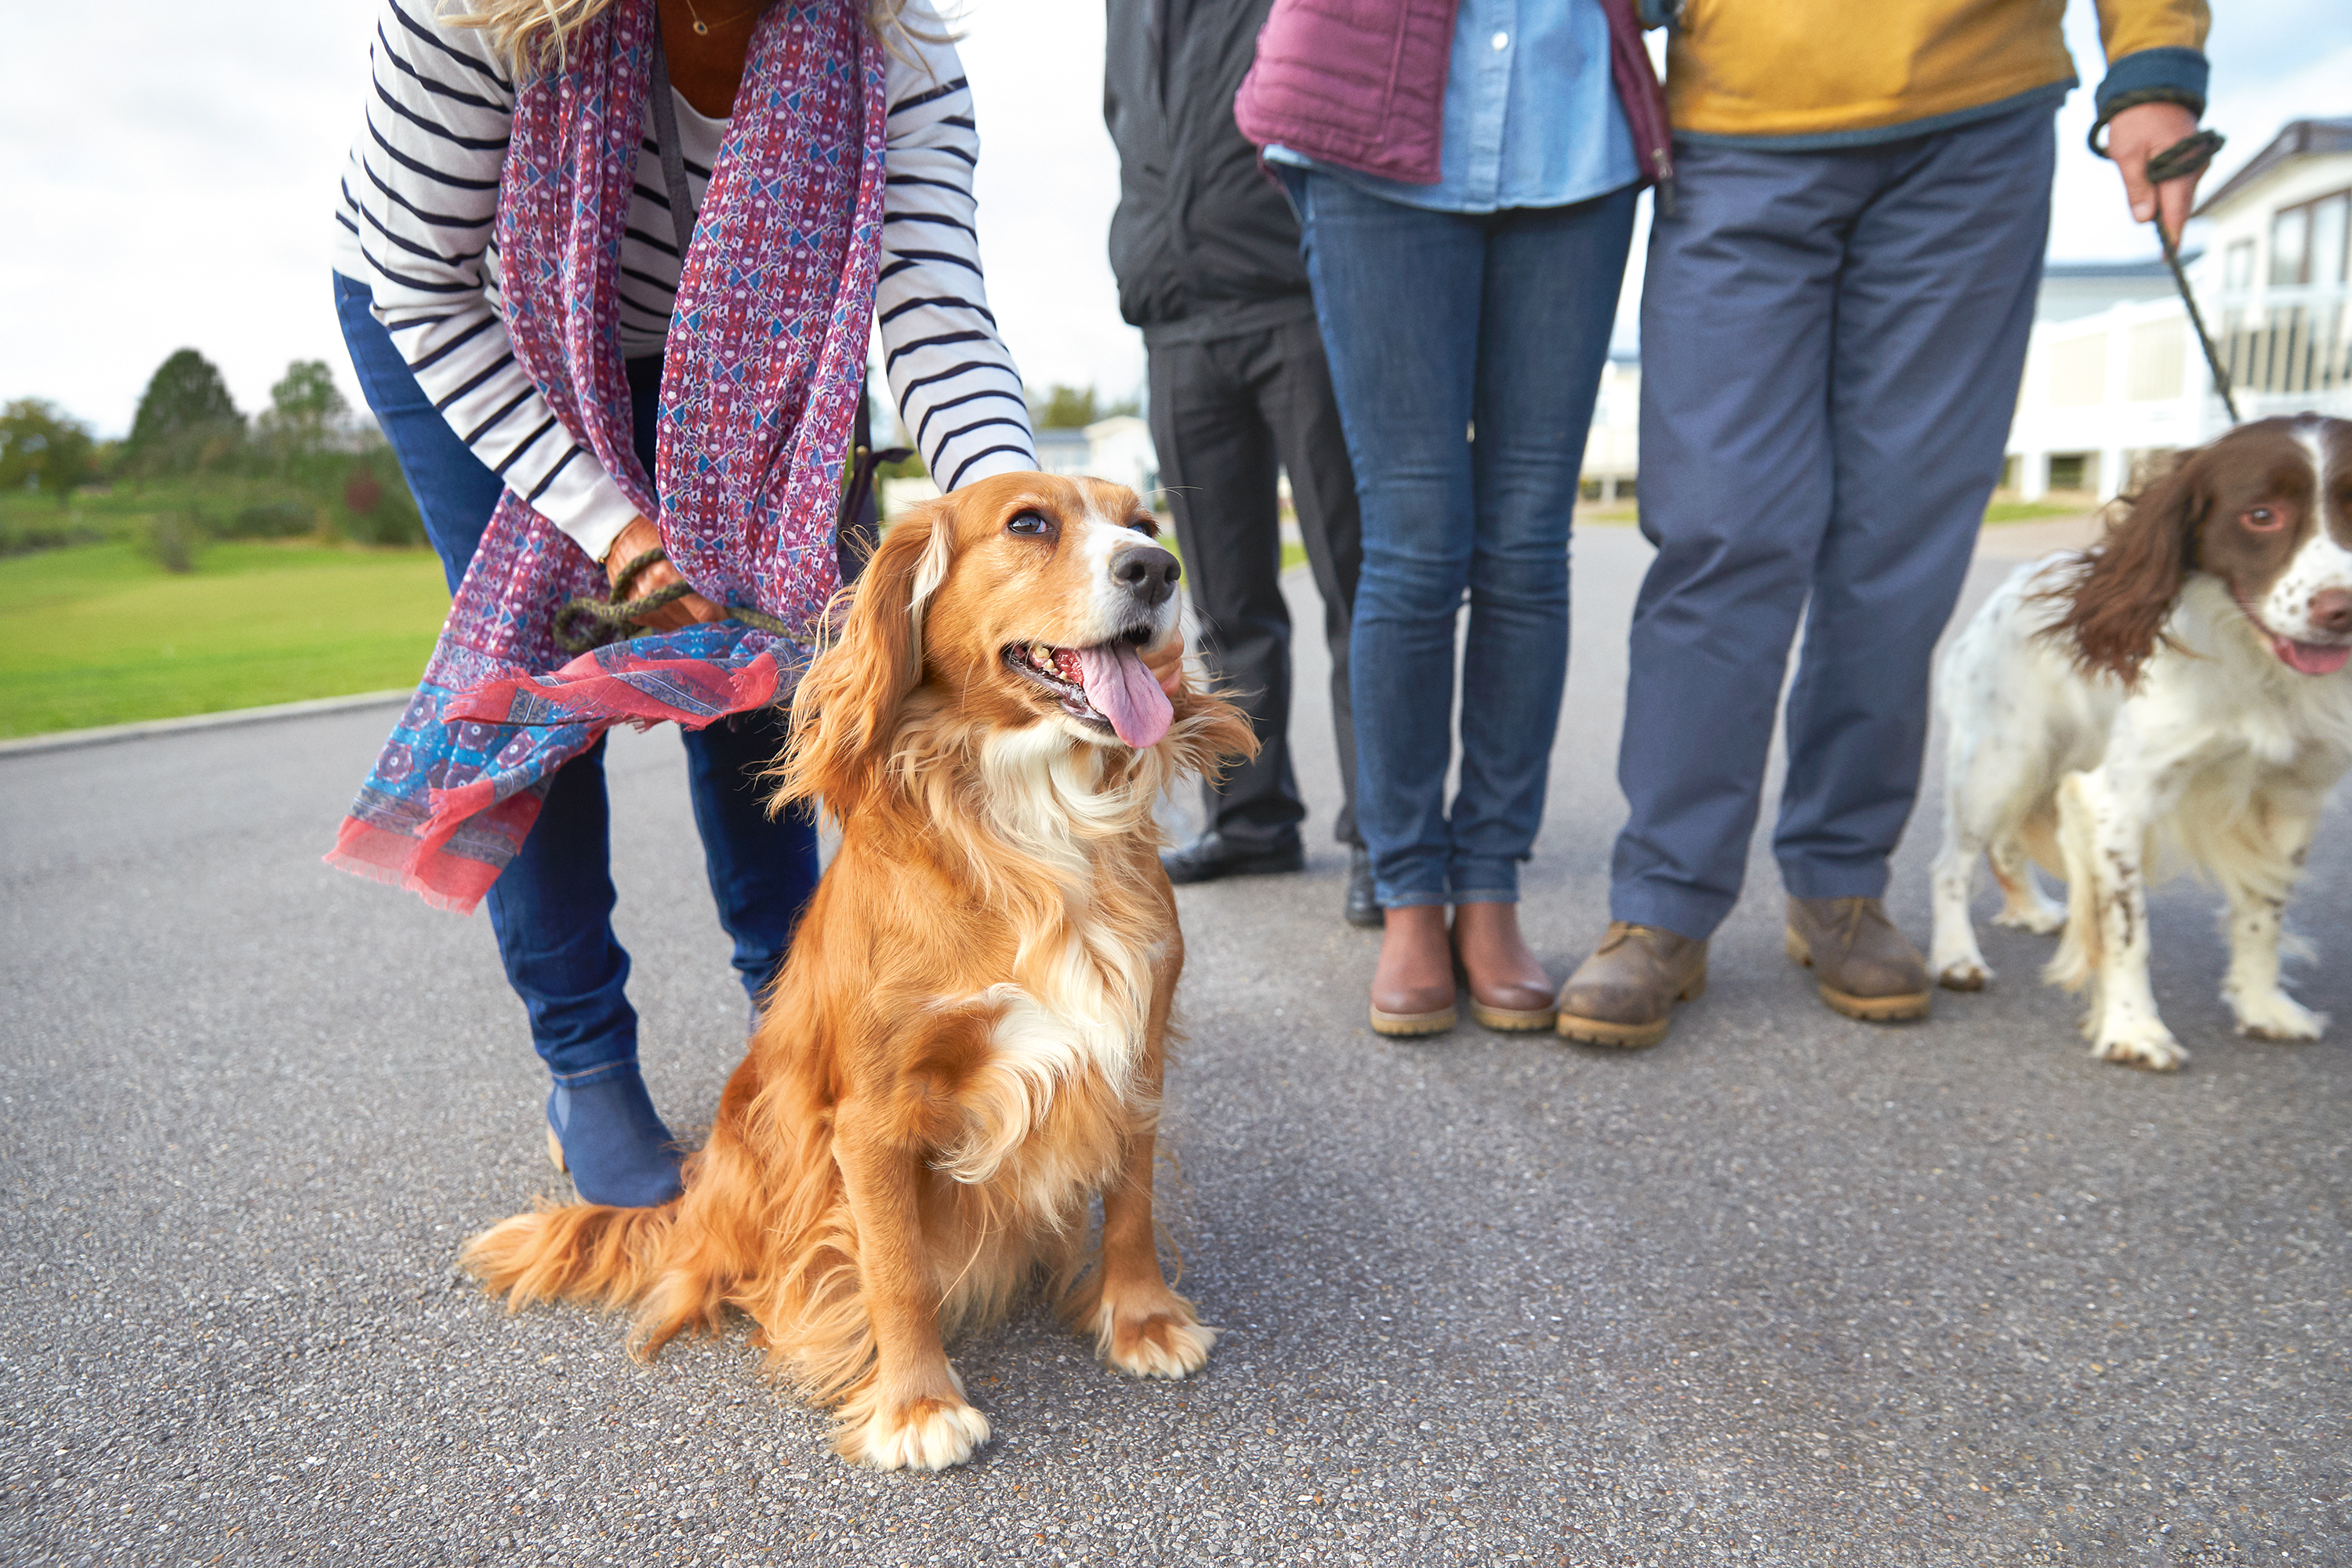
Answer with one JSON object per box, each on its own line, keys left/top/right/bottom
{"left": 1148, "top": 309, "right": 1363, "bottom": 848}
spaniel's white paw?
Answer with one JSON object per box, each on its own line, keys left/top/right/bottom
{"left": 1933, "top": 953, "right": 1991, "bottom": 992}
{"left": 2230, "top": 989, "right": 2327, "bottom": 1042}
{"left": 2094, "top": 1020, "right": 2186, "bottom": 1073}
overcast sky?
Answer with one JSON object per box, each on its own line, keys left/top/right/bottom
{"left": 2, "top": 2, "right": 2347, "bottom": 437}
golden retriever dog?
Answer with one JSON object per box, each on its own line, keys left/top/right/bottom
{"left": 464, "top": 473, "right": 1254, "bottom": 1469}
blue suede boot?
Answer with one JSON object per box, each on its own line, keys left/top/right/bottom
{"left": 545, "top": 1069, "right": 686, "bottom": 1208}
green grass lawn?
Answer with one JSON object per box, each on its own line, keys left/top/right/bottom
{"left": 0, "top": 541, "right": 449, "bottom": 738}
{"left": 1983, "top": 498, "right": 2088, "bottom": 524}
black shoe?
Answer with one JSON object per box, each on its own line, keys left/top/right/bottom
{"left": 1161, "top": 830, "right": 1306, "bottom": 885}
{"left": 1344, "top": 846, "right": 1381, "bottom": 928}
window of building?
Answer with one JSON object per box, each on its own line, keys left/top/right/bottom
{"left": 2225, "top": 239, "right": 2256, "bottom": 291}
{"left": 2273, "top": 205, "right": 2311, "bottom": 286}
{"left": 2314, "top": 192, "right": 2350, "bottom": 286}
{"left": 2047, "top": 452, "right": 2097, "bottom": 493}
{"left": 2267, "top": 190, "right": 2351, "bottom": 288}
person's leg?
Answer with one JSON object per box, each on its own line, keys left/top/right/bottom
{"left": 1252, "top": 311, "right": 1365, "bottom": 852}
{"left": 338, "top": 274, "right": 673, "bottom": 1203}
{"left": 622, "top": 354, "right": 826, "bottom": 1016}
{"left": 1448, "top": 184, "right": 1638, "bottom": 1028}
{"left": 1148, "top": 335, "right": 1309, "bottom": 865}
{"left": 681, "top": 707, "right": 821, "bottom": 1011}
{"left": 1604, "top": 146, "right": 1864, "bottom": 942}
{"left": 1292, "top": 172, "right": 1483, "bottom": 913}
{"left": 1771, "top": 106, "right": 2056, "bottom": 898}
{"left": 1452, "top": 184, "right": 1637, "bottom": 904}
{"left": 1291, "top": 171, "right": 1486, "bottom": 1033}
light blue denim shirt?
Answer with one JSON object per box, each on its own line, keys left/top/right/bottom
{"left": 1267, "top": 0, "right": 1637, "bottom": 214}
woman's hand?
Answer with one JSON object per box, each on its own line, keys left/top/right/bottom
{"left": 605, "top": 516, "right": 722, "bottom": 633}
{"left": 1143, "top": 630, "right": 1186, "bottom": 699}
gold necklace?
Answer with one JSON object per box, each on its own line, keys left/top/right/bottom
{"left": 677, "top": 0, "right": 758, "bottom": 34}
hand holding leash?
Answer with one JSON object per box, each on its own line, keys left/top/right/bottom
{"left": 603, "top": 517, "right": 723, "bottom": 633}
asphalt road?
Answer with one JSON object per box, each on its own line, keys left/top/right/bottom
{"left": 4, "top": 523, "right": 2348, "bottom": 1567}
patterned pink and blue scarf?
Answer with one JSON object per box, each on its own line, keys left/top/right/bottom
{"left": 328, "top": 0, "right": 887, "bottom": 913}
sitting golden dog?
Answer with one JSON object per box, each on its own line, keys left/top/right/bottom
{"left": 465, "top": 474, "right": 1253, "bottom": 1470}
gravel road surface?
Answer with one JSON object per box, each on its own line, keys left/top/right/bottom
{"left": 5, "top": 523, "right": 2347, "bottom": 1566}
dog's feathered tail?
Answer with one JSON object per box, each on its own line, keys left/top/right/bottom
{"left": 463, "top": 1200, "right": 680, "bottom": 1319}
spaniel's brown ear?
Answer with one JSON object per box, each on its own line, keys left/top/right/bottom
{"left": 2043, "top": 450, "right": 2208, "bottom": 686}
{"left": 775, "top": 499, "right": 956, "bottom": 813}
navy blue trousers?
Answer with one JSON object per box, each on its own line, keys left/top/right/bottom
{"left": 1610, "top": 104, "right": 2053, "bottom": 940}
{"left": 335, "top": 273, "right": 819, "bottom": 1084}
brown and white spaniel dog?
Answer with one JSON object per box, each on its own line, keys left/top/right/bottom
{"left": 464, "top": 474, "right": 1254, "bottom": 1468}
{"left": 1929, "top": 416, "right": 2352, "bottom": 1070}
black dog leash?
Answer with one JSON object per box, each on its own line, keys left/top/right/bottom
{"left": 2116, "top": 127, "right": 2239, "bottom": 423}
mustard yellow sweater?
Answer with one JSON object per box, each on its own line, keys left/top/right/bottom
{"left": 1655, "top": 0, "right": 2209, "bottom": 147}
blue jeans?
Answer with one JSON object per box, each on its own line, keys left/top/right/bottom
{"left": 1286, "top": 170, "right": 1635, "bottom": 908}
{"left": 1609, "top": 105, "right": 2053, "bottom": 939}
{"left": 335, "top": 271, "right": 819, "bottom": 1084}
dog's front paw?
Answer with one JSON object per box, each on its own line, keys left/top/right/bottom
{"left": 835, "top": 1396, "right": 991, "bottom": 1472}
{"left": 2093, "top": 1020, "right": 2187, "bottom": 1073}
{"left": 2230, "top": 990, "right": 2327, "bottom": 1042}
{"left": 1933, "top": 953, "right": 1991, "bottom": 992}
{"left": 1087, "top": 1295, "right": 1217, "bottom": 1380}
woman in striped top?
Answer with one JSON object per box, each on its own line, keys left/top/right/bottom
{"left": 331, "top": 0, "right": 1037, "bottom": 1207}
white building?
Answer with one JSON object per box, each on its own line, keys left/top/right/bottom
{"left": 1581, "top": 349, "right": 1640, "bottom": 502}
{"left": 2005, "top": 116, "right": 2352, "bottom": 500}
{"left": 884, "top": 412, "right": 1160, "bottom": 519}
{"left": 1035, "top": 414, "right": 1160, "bottom": 503}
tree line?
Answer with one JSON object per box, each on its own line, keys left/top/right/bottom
{"left": 1, "top": 349, "right": 422, "bottom": 562}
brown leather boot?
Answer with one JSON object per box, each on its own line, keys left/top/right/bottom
{"left": 1451, "top": 902, "right": 1558, "bottom": 1032}
{"left": 1555, "top": 922, "right": 1707, "bottom": 1049}
{"left": 1370, "top": 904, "right": 1457, "bottom": 1036}
{"left": 1784, "top": 896, "right": 1932, "bottom": 1022}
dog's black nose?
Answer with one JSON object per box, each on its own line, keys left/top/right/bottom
{"left": 1113, "top": 546, "right": 1181, "bottom": 607}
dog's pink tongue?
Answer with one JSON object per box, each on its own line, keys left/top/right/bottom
{"left": 2278, "top": 636, "right": 2352, "bottom": 676}
{"left": 1076, "top": 641, "right": 1173, "bottom": 748}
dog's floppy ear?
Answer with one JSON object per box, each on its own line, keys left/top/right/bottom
{"left": 778, "top": 499, "right": 956, "bottom": 812}
{"left": 2045, "top": 448, "right": 2209, "bottom": 686}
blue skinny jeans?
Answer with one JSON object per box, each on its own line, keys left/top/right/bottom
{"left": 1287, "top": 171, "right": 1635, "bottom": 908}
{"left": 334, "top": 271, "right": 819, "bottom": 1086}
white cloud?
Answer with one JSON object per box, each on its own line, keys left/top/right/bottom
{"left": 0, "top": 2, "right": 376, "bottom": 434}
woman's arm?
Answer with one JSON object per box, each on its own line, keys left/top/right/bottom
{"left": 339, "top": 0, "right": 642, "bottom": 561}
{"left": 875, "top": 21, "right": 1038, "bottom": 492}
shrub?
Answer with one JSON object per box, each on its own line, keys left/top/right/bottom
{"left": 225, "top": 501, "right": 319, "bottom": 539}
{"left": 139, "top": 511, "right": 203, "bottom": 574}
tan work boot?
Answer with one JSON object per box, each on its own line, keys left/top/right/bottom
{"left": 1555, "top": 922, "right": 1708, "bottom": 1049}
{"left": 1785, "top": 895, "right": 1932, "bottom": 1022}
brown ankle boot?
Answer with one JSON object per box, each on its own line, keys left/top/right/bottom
{"left": 1555, "top": 922, "right": 1707, "bottom": 1049}
{"left": 1784, "top": 896, "right": 1931, "bottom": 1022}
{"left": 1450, "top": 902, "right": 1558, "bottom": 1032}
{"left": 1370, "top": 905, "right": 1457, "bottom": 1036}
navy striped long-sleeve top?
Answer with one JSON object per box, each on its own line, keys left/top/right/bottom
{"left": 330, "top": 0, "right": 1036, "bottom": 560}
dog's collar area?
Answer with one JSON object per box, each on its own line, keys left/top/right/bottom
{"left": 1003, "top": 644, "right": 1116, "bottom": 731}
